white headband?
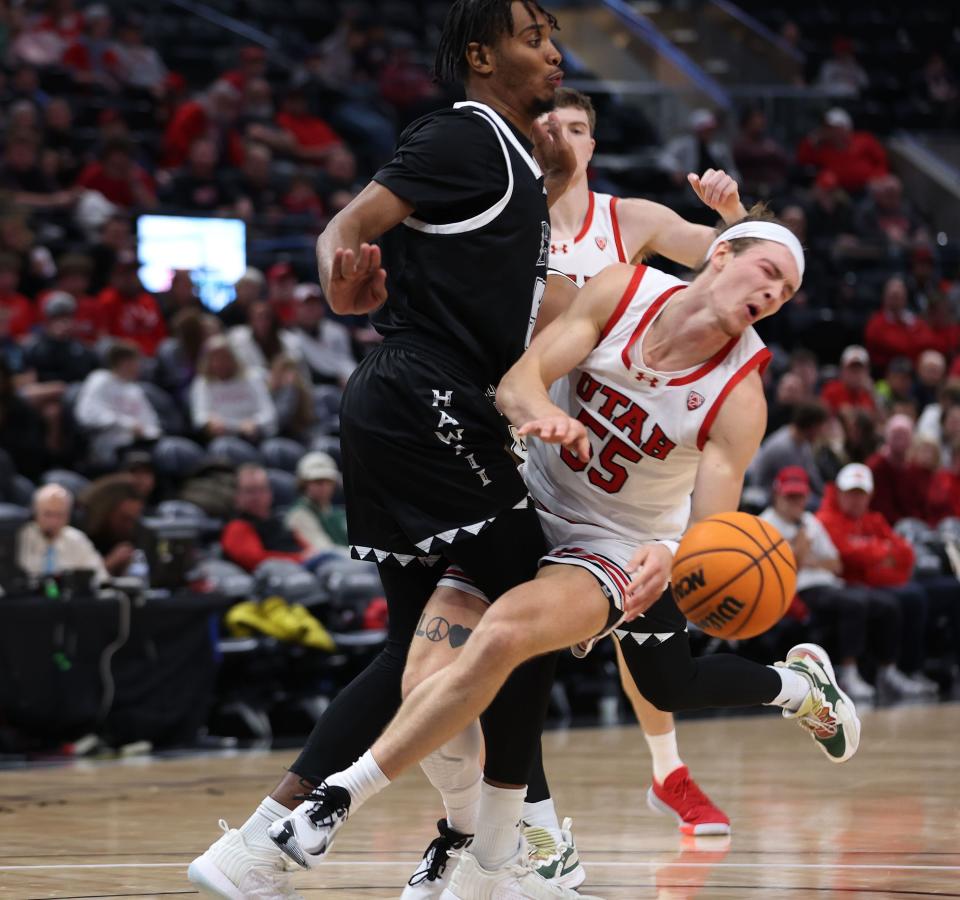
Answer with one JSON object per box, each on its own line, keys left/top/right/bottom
{"left": 705, "top": 222, "right": 805, "bottom": 284}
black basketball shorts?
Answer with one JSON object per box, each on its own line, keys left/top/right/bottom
{"left": 339, "top": 342, "right": 530, "bottom": 566}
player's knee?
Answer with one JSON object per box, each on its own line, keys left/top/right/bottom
{"left": 473, "top": 611, "right": 534, "bottom": 671}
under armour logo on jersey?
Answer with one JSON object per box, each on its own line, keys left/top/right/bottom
{"left": 550, "top": 243, "right": 569, "bottom": 255}
{"left": 635, "top": 371, "right": 660, "bottom": 387}
{"left": 595, "top": 236, "right": 607, "bottom": 251}
{"left": 432, "top": 389, "right": 453, "bottom": 408}
{"left": 687, "top": 391, "right": 705, "bottom": 411}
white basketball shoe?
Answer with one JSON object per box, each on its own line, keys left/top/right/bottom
{"left": 267, "top": 782, "right": 351, "bottom": 869}
{"left": 187, "top": 820, "right": 302, "bottom": 899}
{"left": 401, "top": 818, "right": 473, "bottom": 899}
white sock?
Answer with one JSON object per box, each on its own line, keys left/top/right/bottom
{"left": 766, "top": 665, "right": 810, "bottom": 712}
{"left": 471, "top": 782, "right": 525, "bottom": 870}
{"left": 419, "top": 721, "right": 483, "bottom": 835}
{"left": 521, "top": 797, "right": 561, "bottom": 838}
{"left": 326, "top": 750, "right": 390, "bottom": 810}
{"left": 239, "top": 796, "right": 289, "bottom": 852}
{"left": 645, "top": 729, "right": 684, "bottom": 784}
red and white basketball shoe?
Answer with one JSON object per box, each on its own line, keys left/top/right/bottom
{"left": 647, "top": 766, "right": 731, "bottom": 836}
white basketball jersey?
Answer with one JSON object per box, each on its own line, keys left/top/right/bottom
{"left": 549, "top": 191, "right": 628, "bottom": 285}
{"left": 524, "top": 264, "right": 771, "bottom": 546}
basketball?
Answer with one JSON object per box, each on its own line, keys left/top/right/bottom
{"left": 671, "top": 512, "right": 796, "bottom": 639}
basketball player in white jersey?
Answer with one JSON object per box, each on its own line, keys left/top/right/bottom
{"left": 267, "top": 215, "right": 862, "bottom": 898}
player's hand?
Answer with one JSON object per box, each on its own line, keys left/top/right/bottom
{"left": 517, "top": 415, "right": 591, "bottom": 462}
{"left": 328, "top": 243, "right": 388, "bottom": 314}
{"left": 623, "top": 543, "right": 673, "bottom": 620}
{"left": 533, "top": 113, "right": 576, "bottom": 202}
{"left": 687, "top": 169, "right": 745, "bottom": 223}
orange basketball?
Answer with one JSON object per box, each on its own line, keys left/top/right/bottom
{"left": 671, "top": 512, "right": 796, "bottom": 639}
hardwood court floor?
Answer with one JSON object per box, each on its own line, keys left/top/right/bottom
{"left": 2, "top": 703, "right": 959, "bottom": 899}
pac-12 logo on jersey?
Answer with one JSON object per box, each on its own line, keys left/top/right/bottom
{"left": 595, "top": 236, "right": 607, "bottom": 251}
{"left": 687, "top": 391, "right": 705, "bottom": 411}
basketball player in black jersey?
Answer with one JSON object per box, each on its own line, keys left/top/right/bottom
{"left": 188, "top": 3, "right": 585, "bottom": 897}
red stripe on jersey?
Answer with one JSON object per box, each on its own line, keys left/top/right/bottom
{"left": 598, "top": 264, "right": 647, "bottom": 345}
{"left": 620, "top": 284, "right": 687, "bottom": 370}
{"left": 550, "top": 547, "right": 630, "bottom": 594}
{"left": 610, "top": 196, "right": 627, "bottom": 262}
{"left": 696, "top": 348, "right": 773, "bottom": 450}
{"left": 573, "top": 191, "right": 596, "bottom": 244}
{"left": 667, "top": 337, "right": 739, "bottom": 386}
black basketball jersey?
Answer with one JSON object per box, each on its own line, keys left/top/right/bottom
{"left": 372, "top": 101, "right": 550, "bottom": 386}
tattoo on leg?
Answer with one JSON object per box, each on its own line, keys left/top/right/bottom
{"left": 415, "top": 614, "right": 472, "bottom": 648}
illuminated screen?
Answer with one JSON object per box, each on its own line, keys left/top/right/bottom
{"left": 137, "top": 215, "right": 247, "bottom": 312}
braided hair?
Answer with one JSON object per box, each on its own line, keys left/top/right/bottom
{"left": 434, "top": 0, "right": 558, "bottom": 84}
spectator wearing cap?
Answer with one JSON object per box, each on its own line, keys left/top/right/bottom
{"left": 657, "top": 108, "right": 740, "bottom": 188}
{"left": 266, "top": 262, "right": 298, "bottom": 326}
{"left": 748, "top": 400, "right": 829, "bottom": 500}
{"left": 75, "top": 139, "right": 156, "bottom": 210}
{"left": 290, "top": 282, "right": 357, "bottom": 387}
{"left": 221, "top": 463, "right": 307, "bottom": 572}
{"left": 817, "top": 463, "right": 951, "bottom": 693}
{"left": 761, "top": 466, "right": 904, "bottom": 701}
{"left": 17, "top": 483, "right": 108, "bottom": 584}
{"left": 218, "top": 267, "right": 264, "bottom": 329}
{"left": 23, "top": 291, "right": 97, "bottom": 383}
{"left": 865, "top": 276, "right": 931, "bottom": 372}
{"left": 815, "top": 37, "right": 869, "bottom": 98}
{"left": 286, "top": 451, "right": 348, "bottom": 552}
{"left": 820, "top": 346, "right": 876, "bottom": 414}
{"left": 229, "top": 299, "right": 304, "bottom": 375}
{"left": 161, "top": 137, "right": 238, "bottom": 213}
{"left": 866, "top": 414, "right": 929, "bottom": 525}
{"left": 75, "top": 340, "right": 161, "bottom": 466}
{"left": 162, "top": 79, "right": 245, "bottom": 170}
{"left": 0, "top": 251, "right": 36, "bottom": 339}
{"left": 41, "top": 253, "right": 102, "bottom": 344}
{"left": 796, "top": 108, "right": 888, "bottom": 193}
{"left": 190, "top": 334, "right": 277, "bottom": 442}
{"left": 875, "top": 356, "right": 916, "bottom": 416}
{"left": 98, "top": 251, "right": 167, "bottom": 356}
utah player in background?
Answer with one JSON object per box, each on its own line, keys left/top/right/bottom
{"left": 522, "top": 87, "right": 749, "bottom": 849}
{"left": 271, "top": 215, "right": 862, "bottom": 899}
{"left": 188, "top": 2, "right": 587, "bottom": 898}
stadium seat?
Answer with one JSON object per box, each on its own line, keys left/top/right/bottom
{"left": 208, "top": 436, "right": 262, "bottom": 467}
{"left": 153, "top": 436, "right": 207, "bottom": 477}
{"left": 260, "top": 437, "right": 307, "bottom": 474}
{"left": 265, "top": 468, "right": 298, "bottom": 508}
{"left": 40, "top": 469, "right": 91, "bottom": 498}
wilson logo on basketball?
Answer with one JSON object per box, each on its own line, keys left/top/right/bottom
{"left": 694, "top": 595, "right": 745, "bottom": 633}
{"left": 595, "top": 236, "right": 607, "bottom": 251}
{"left": 687, "top": 391, "right": 705, "bottom": 411}
{"left": 673, "top": 569, "right": 706, "bottom": 600}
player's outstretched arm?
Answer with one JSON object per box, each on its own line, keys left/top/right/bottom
{"left": 618, "top": 169, "right": 747, "bottom": 269}
{"left": 690, "top": 368, "right": 767, "bottom": 522}
{"left": 316, "top": 181, "right": 414, "bottom": 315}
{"left": 497, "top": 264, "right": 634, "bottom": 461}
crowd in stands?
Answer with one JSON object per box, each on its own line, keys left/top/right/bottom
{"left": 0, "top": 0, "right": 957, "bottom": 749}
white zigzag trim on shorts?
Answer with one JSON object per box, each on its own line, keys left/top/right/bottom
{"left": 349, "top": 547, "right": 442, "bottom": 566}
{"left": 612, "top": 628, "right": 684, "bottom": 646}
{"left": 412, "top": 496, "right": 532, "bottom": 555}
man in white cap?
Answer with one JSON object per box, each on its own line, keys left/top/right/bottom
{"left": 658, "top": 108, "right": 740, "bottom": 188}
{"left": 268, "top": 212, "right": 864, "bottom": 892}
{"left": 817, "top": 463, "right": 943, "bottom": 695}
{"left": 821, "top": 344, "right": 876, "bottom": 414}
{"left": 286, "top": 451, "right": 348, "bottom": 552}
{"left": 290, "top": 283, "right": 357, "bottom": 387}
{"left": 797, "top": 107, "right": 889, "bottom": 192}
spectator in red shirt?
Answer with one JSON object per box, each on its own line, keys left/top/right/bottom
{"left": 39, "top": 253, "right": 102, "bottom": 344}
{"left": 76, "top": 139, "right": 157, "bottom": 209}
{"left": 266, "top": 262, "right": 298, "bottom": 326}
{"left": 864, "top": 276, "right": 928, "bottom": 370}
{"left": 0, "top": 252, "right": 36, "bottom": 339}
{"left": 98, "top": 252, "right": 167, "bottom": 356}
{"left": 796, "top": 107, "right": 888, "bottom": 193}
{"left": 818, "top": 464, "right": 952, "bottom": 688}
{"left": 221, "top": 463, "right": 307, "bottom": 572}
{"left": 221, "top": 45, "right": 268, "bottom": 92}
{"left": 920, "top": 297, "right": 960, "bottom": 361}
{"left": 820, "top": 345, "right": 876, "bottom": 414}
{"left": 61, "top": 3, "right": 121, "bottom": 90}
{"left": 274, "top": 87, "right": 356, "bottom": 181}
{"left": 867, "top": 414, "right": 929, "bottom": 524}
{"left": 162, "top": 80, "right": 245, "bottom": 169}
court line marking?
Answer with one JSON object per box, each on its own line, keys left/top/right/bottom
{"left": 3, "top": 861, "right": 960, "bottom": 872}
